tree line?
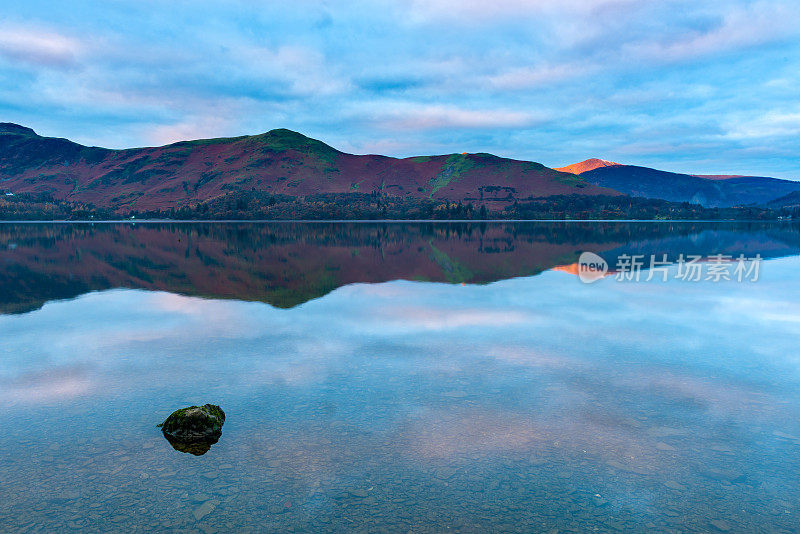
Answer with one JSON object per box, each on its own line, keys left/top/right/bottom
{"left": 0, "top": 190, "right": 796, "bottom": 221}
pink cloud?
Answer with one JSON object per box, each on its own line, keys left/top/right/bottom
{"left": 383, "top": 306, "right": 531, "bottom": 330}
{"left": 0, "top": 25, "right": 81, "bottom": 67}
{"left": 2, "top": 367, "right": 92, "bottom": 405}
{"left": 373, "top": 104, "right": 545, "bottom": 130}
{"left": 146, "top": 116, "right": 238, "bottom": 146}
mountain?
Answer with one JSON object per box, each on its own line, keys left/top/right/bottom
{"left": 556, "top": 158, "right": 620, "bottom": 174}
{"left": 577, "top": 164, "right": 800, "bottom": 208}
{"left": 768, "top": 190, "right": 800, "bottom": 208}
{"left": 0, "top": 123, "right": 616, "bottom": 213}
{"left": 3, "top": 123, "right": 795, "bottom": 215}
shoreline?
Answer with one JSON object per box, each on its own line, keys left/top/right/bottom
{"left": 0, "top": 218, "right": 795, "bottom": 224}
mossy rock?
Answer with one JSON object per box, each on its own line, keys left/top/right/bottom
{"left": 159, "top": 404, "right": 225, "bottom": 442}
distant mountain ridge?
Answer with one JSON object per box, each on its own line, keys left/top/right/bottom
{"left": 0, "top": 123, "right": 615, "bottom": 213}
{"left": 567, "top": 162, "right": 800, "bottom": 208}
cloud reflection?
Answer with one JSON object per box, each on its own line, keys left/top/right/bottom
{"left": 1, "top": 257, "right": 799, "bottom": 472}
{"left": 1, "top": 365, "right": 92, "bottom": 404}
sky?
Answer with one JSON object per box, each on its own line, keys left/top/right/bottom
{"left": 0, "top": 0, "right": 799, "bottom": 178}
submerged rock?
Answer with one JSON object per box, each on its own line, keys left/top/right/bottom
{"left": 709, "top": 519, "right": 732, "bottom": 532}
{"left": 192, "top": 499, "right": 220, "bottom": 521}
{"left": 164, "top": 436, "right": 218, "bottom": 456}
{"left": 158, "top": 404, "right": 225, "bottom": 456}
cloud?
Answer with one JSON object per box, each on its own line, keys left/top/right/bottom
{"left": 382, "top": 307, "right": 531, "bottom": 330}
{"left": 145, "top": 115, "right": 241, "bottom": 146}
{"left": 487, "top": 62, "right": 594, "bottom": 90}
{"left": 335, "top": 137, "right": 426, "bottom": 156}
{"left": 1, "top": 366, "right": 92, "bottom": 405}
{"left": 233, "top": 45, "right": 352, "bottom": 97}
{"left": 404, "top": 0, "right": 643, "bottom": 23}
{"left": 725, "top": 109, "right": 800, "bottom": 140}
{"left": 0, "top": 24, "right": 81, "bottom": 67}
{"left": 365, "top": 103, "right": 547, "bottom": 130}
{"left": 624, "top": 1, "right": 800, "bottom": 63}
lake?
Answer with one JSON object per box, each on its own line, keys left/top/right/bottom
{"left": 1, "top": 221, "right": 800, "bottom": 533}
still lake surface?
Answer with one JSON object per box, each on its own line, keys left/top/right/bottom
{"left": 1, "top": 221, "right": 800, "bottom": 533}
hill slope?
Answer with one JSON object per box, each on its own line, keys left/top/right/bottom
{"left": 579, "top": 164, "right": 800, "bottom": 208}
{"left": 768, "top": 190, "right": 800, "bottom": 208}
{"left": 0, "top": 123, "right": 616, "bottom": 212}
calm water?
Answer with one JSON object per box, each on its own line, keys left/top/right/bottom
{"left": 1, "top": 222, "right": 800, "bottom": 533}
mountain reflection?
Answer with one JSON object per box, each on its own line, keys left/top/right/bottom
{"left": 1, "top": 221, "right": 799, "bottom": 314}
